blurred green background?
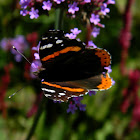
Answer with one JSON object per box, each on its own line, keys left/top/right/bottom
{"left": 0, "top": 0, "right": 140, "bottom": 140}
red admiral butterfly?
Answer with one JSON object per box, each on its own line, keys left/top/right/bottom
{"left": 37, "top": 30, "right": 112, "bottom": 102}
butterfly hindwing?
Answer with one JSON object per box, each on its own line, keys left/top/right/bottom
{"left": 41, "top": 72, "right": 112, "bottom": 102}
{"left": 41, "top": 80, "right": 88, "bottom": 102}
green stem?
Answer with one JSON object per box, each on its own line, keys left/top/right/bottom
{"left": 25, "top": 95, "right": 46, "bottom": 140}
{"left": 55, "top": 8, "right": 64, "bottom": 30}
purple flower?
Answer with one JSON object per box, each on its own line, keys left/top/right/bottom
{"left": 32, "top": 42, "right": 40, "bottom": 52}
{"left": 91, "top": 27, "right": 100, "bottom": 38}
{"left": 0, "top": 38, "right": 12, "bottom": 51}
{"left": 107, "top": 0, "right": 115, "bottom": 4}
{"left": 104, "top": 66, "right": 112, "bottom": 73}
{"left": 84, "top": 0, "right": 91, "bottom": 3}
{"left": 53, "top": 0, "right": 65, "bottom": 4}
{"left": 90, "top": 14, "right": 100, "bottom": 25}
{"left": 34, "top": 53, "right": 40, "bottom": 60}
{"left": 42, "top": 1, "right": 52, "bottom": 11}
{"left": 71, "top": 28, "right": 81, "bottom": 35}
{"left": 20, "top": 9, "right": 28, "bottom": 16}
{"left": 112, "top": 79, "right": 115, "bottom": 85}
{"left": 19, "top": 0, "right": 30, "bottom": 9}
{"left": 67, "top": 103, "right": 77, "bottom": 114}
{"left": 10, "top": 36, "right": 28, "bottom": 62}
{"left": 68, "top": 2, "right": 79, "bottom": 14}
{"left": 53, "top": 100, "right": 62, "bottom": 103}
{"left": 100, "top": 3, "right": 110, "bottom": 15}
{"left": 1, "top": 35, "right": 28, "bottom": 62}
{"left": 29, "top": 8, "right": 39, "bottom": 19}
{"left": 78, "top": 104, "right": 86, "bottom": 111}
{"left": 73, "top": 97, "right": 83, "bottom": 104}
{"left": 15, "top": 54, "right": 23, "bottom": 62}
{"left": 87, "top": 41, "right": 97, "bottom": 48}
{"left": 65, "top": 33, "right": 76, "bottom": 39}
{"left": 30, "top": 60, "right": 42, "bottom": 78}
{"left": 88, "top": 90, "right": 96, "bottom": 96}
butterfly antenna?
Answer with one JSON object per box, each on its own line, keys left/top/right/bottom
{"left": 9, "top": 87, "right": 25, "bottom": 98}
{"left": 13, "top": 46, "right": 32, "bottom": 65}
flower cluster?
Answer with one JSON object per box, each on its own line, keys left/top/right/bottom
{"left": 0, "top": 35, "right": 28, "bottom": 62}
{"left": 30, "top": 42, "right": 42, "bottom": 78}
{"left": 67, "top": 97, "right": 86, "bottom": 114}
{"left": 19, "top": 0, "right": 115, "bottom": 35}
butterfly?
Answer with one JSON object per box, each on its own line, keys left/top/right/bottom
{"left": 37, "top": 30, "right": 112, "bottom": 102}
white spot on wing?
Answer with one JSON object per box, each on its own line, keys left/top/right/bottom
{"left": 41, "top": 88, "right": 55, "bottom": 93}
{"left": 82, "top": 42, "right": 86, "bottom": 45}
{"left": 71, "top": 95, "right": 78, "bottom": 97}
{"left": 59, "top": 93, "right": 65, "bottom": 96}
{"left": 76, "top": 39, "right": 81, "bottom": 42}
{"left": 56, "top": 40, "right": 63, "bottom": 44}
{"left": 55, "top": 37, "right": 58, "bottom": 39}
{"left": 40, "top": 44, "right": 53, "bottom": 50}
{"left": 44, "top": 94, "right": 51, "bottom": 97}
{"left": 42, "top": 37, "right": 48, "bottom": 40}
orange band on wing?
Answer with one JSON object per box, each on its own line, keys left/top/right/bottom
{"left": 97, "top": 73, "right": 112, "bottom": 90}
{"left": 42, "top": 81, "right": 85, "bottom": 92}
{"left": 41, "top": 46, "right": 81, "bottom": 62}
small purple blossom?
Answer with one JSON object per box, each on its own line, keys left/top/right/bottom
{"left": 68, "top": 2, "right": 79, "bottom": 14}
{"left": 73, "top": 97, "right": 83, "bottom": 104}
{"left": 84, "top": 0, "right": 91, "bottom": 3}
{"left": 107, "top": 0, "right": 115, "bottom": 4}
{"left": 67, "top": 103, "right": 77, "bottom": 114}
{"left": 100, "top": 3, "right": 110, "bottom": 15}
{"left": 78, "top": 104, "right": 86, "bottom": 111}
{"left": 30, "top": 60, "right": 42, "bottom": 78}
{"left": 65, "top": 33, "right": 76, "bottom": 39}
{"left": 71, "top": 28, "right": 81, "bottom": 35}
{"left": 0, "top": 38, "right": 12, "bottom": 51}
{"left": 87, "top": 41, "right": 97, "bottom": 48}
{"left": 90, "top": 14, "right": 100, "bottom": 25}
{"left": 104, "top": 66, "right": 112, "bottom": 73}
{"left": 91, "top": 27, "right": 100, "bottom": 38}
{"left": 15, "top": 54, "right": 23, "bottom": 62}
{"left": 34, "top": 53, "right": 40, "bottom": 60}
{"left": 20, "top": 9, "right": 28, "bottom": 16}
{"left": 42, "top": 1, "right": 52, "bottom": 11}
{"left": 19, "top": 0, "right": 30, "bottom": 9}
{"left": 67, "top": 97, "right": 87, "bottom": 113}
{"left": 29, "top": 8, "right": 39, "bottom": 19}
{"left": 1, "top": 35, "right": 28, "bottom": 62}
{"left": 88, "top": 90, "right": 96, "bottom": 96}
{"left": 10, "top": 35, "right": 28, "bottom": 62}
{"left": 53, "top": 0, "right": 65, "bottom": 4}
{"left": 32, "top": 42, "right": 40, "bottom": 52}
{"left": 53, "top": 100, "right": 62, "bottom": 103}
{"left": 112, "top": 79, "right": 115, "bottom": 85}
